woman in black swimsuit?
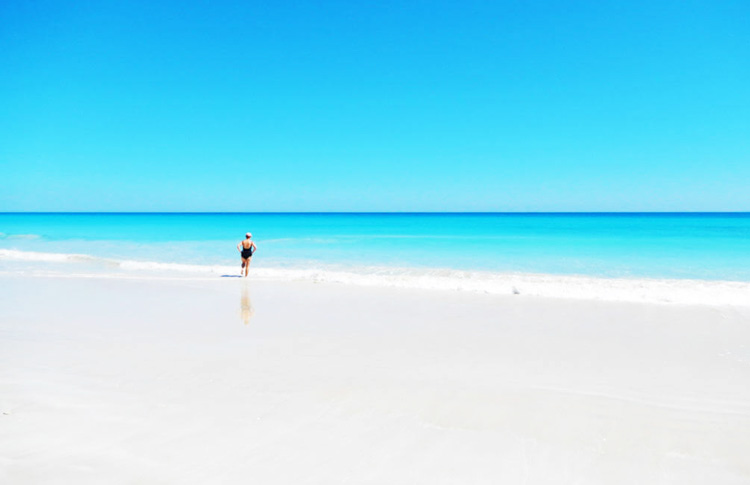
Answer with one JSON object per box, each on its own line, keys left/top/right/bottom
{"left": 237, "top": 232, "right": 257, "bottom": 277}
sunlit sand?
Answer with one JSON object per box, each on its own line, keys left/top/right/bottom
{"left": 1, "top": 273, "right": 749, "bottom": 483}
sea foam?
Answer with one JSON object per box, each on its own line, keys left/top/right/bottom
{"left": 1, "top": 249, "right": 749, "bottom": 306}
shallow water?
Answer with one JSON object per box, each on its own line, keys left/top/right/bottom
{"left": 2, "top": 213, "right": 749, "bottom": 281}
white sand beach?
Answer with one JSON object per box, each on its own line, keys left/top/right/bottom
{"left": 1, "top": 273, "right": 749, "bottom": 484}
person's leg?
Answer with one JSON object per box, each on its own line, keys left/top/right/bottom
{"left": 244, "top": 257, "right": 251, "bottom": 277}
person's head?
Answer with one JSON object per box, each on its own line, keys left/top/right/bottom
{"left": 246, "top": 232, "right": 252, "bottom": 239}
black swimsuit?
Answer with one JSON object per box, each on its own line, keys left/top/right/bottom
{"left": 241, "top": 243, "right": 253, "bottom": 259}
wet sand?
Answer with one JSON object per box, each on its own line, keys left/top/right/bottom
{"left": 1, "top": 273, "right": 749, "bottom": 484}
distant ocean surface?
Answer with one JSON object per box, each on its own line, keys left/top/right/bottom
{"left": 2, "top": 213, "right": 750, "bottom": 304}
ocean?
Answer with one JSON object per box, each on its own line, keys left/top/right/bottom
{"left": 2, "top": 213, "right": 750, "bottom": 303}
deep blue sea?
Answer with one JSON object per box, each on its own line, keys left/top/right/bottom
{"left": 1, "top": 212, "right": 749, "bottom": 282}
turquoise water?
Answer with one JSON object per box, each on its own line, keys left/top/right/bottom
{"left": 1, "top": 213, "right": 750, "bottom": 281}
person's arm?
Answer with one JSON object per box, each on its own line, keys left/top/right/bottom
{"left": 251, "top": 242, "right": 258, "bottom": 253}
{"left": 237, "top": 242, "right": 243, "bottom": 253}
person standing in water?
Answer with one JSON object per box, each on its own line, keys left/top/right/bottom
{"left": 237, "top": 232, "right": 257, "bottom": 277}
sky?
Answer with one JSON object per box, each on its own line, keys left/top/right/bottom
{"left": 1, "top": 0, "right": 748, "bottom": 212}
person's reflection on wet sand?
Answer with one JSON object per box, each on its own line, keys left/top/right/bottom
{"left": 240, "top": 283, "right": 254, "bottom": 325}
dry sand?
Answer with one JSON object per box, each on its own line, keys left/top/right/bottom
{"left": 1, "top": 273, "right": 749, "bottom": 484}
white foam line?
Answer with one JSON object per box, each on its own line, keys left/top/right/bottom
{"left": 2, "top": 249, "right": 750, "bottom": 306}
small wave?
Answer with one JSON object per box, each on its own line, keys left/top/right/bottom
{"left": 2, "top": 249, "right": 749, "bottom": 306}
{"left": 0, "top": 249, "right": 93, "bottom": 263}
{"left": 0, "top": 249, "right": 237, "bottom": 274}
{"left": 0, "top": 233, "right": 41, "bottom": 240}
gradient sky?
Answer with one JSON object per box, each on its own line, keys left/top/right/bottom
{"left": 1, "top": 0, "right": 748, "bottom": 211}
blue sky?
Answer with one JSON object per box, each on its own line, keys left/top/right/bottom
{"left": 1, "top": 0, "right": 748, "bottom": 211}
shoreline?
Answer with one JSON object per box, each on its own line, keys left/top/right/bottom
{"left": 2, "top": 247, "right": 750, "bottom": 306}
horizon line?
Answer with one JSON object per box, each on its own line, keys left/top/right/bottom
{"left": 2, "top": 211, "right": 750, "bottom": 215}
